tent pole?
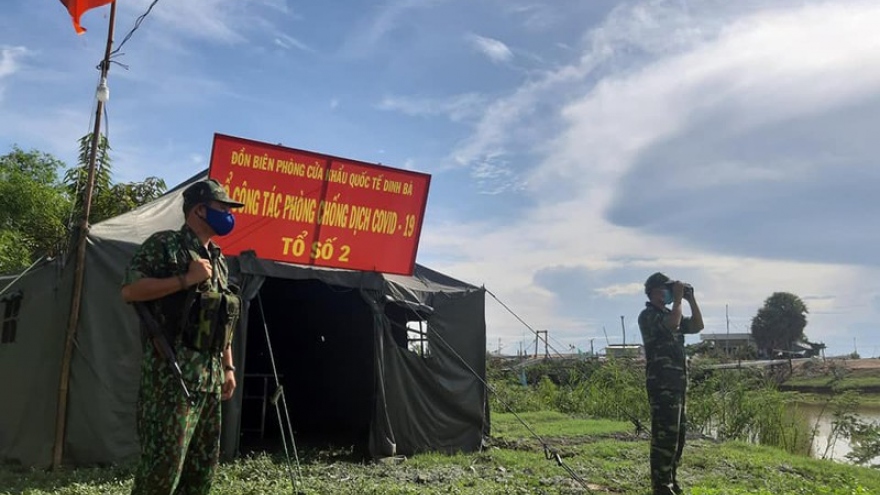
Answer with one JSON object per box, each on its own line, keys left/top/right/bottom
{"left": 52, "top": 0, "right": 118, "bottom": 470}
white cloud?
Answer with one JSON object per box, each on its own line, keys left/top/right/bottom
{"left": 0, "top": 46, "right": 27, "bottom": 80}
{"left": 466, "top": 34, "right": 514, "bottom": 63}
{"left": 7, "top": 0, "right": 878, "bottom": 358}
{"left": 376, "top": 93, "right": 487, "bottom": 122}
{"left": 505, "top": 3, "right": 563, "bottom": 31}
{"left": 341, "top": 0, "right": 448, "bottom": 56}
{"left": 119, "top": 0, "right": 287, "bottom": 43}
{"left": 547, "top": 2, "right": 880, "bottom": 264}
{"left": 274, "top": 33, "right": 314, "bottom": 53}
{"left": 120, "top": 0, "right": 239, "bottom": 43}
{"left": 449, "top": 62, "right": 589, "bottom": 170}
{"left": 420, "top": 0, "right": 880, "bottom": 356}
{"left": 0, "top": 46, "right": 28, "bottom": 102}
{"left": 469, "top": 153, "right": 523, "bottom": 195}
{"left": 595, "top": 283, "right": 644, "bottom": 297}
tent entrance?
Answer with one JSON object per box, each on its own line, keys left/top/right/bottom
{"left": 239, "top": 277, "right": 376, "bottom": 454}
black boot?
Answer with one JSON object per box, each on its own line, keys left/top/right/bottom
{"left": 652, "top": 485, "right": 676, "bottom": 495}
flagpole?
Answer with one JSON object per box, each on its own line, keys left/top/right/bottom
{"left": 52, "top": 0, "right": 118, "bottom": 470}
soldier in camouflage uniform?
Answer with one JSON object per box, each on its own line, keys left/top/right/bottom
{"left": 638, "top": 272, "right": 704, "bottom": 495}
{"left": 122, "top": 179, "right": 244, "bottom": 495}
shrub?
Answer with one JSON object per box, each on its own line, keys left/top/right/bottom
{"left": 488, "top": 358, "right": 816, "bottom": 456}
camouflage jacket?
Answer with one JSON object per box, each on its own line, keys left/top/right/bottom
{"left": 638, "top": 302, "right": 698, "bottom": 392}
{"left": 123, "top": 225, "right": 229, "bottom": 393}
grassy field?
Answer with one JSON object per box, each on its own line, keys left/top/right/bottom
{"left": 3, "top": 411, "right": 879, "bottom": 495}
{"left": 783, "top": 374, "right": 880, "bottom": 393}
{"left": 781, "top": 358, "right": 880, "bottom": 394}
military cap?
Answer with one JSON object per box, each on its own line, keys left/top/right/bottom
{"left": 644, "top": 272, "right": 671, "bottom": 295}
{"left": 182, "top": 179, "right": 244, "bottom": 213}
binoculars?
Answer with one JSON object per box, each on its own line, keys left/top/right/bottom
{"left": 665, "top": 281, "right": 694, "bottom": 297}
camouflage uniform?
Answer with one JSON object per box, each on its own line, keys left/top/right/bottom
{"left": 638, "top": 301, "right": 699, "bottom": 495}
{"left": 124, "top": 225, "right": 229, "bottom": 495}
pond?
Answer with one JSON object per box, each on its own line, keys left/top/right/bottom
{"left": 794, "top": 401, "right": 880, "bottom": 464}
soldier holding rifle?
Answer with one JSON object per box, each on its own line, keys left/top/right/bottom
{"left": 121, "top": 179, "right": 243, "bottom": 495}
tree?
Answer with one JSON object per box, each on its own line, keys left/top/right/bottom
{"left": 64, "top": 133, "right": 167, "bottom": 224}
{"left": 750, "top": 292, "right": 809, "bottom": 356}
{"left": 0, "top": 136, "right": 167, "bottom": 274}
{"left": 0, "top": 146, "right": 71, "bottom": 273}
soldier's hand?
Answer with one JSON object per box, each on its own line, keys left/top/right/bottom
{"left": 222, "top": 370, "right": 237, "bottom": 401}
{"left": 672, "top": 281, "right": 685, "bottom": 303}
{"left": 187, "top": 259, "right": 212, "bottom": 285}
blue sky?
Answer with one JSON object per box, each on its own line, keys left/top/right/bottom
{"left": 3, "top": 0, "right": 880, "bottom": 357}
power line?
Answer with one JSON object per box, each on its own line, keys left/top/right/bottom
{"left": 109, "top": 0, "right": 161, "bottom": 61}
{"left": 430, "top": 323, "right": 594, "bottom": 492}
{"left": 485, "top": 288, "right": 567, "bottom": 359}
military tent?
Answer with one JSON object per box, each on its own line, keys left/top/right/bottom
{"left": 0, "top": 171, "right": 488, "bottom": 468}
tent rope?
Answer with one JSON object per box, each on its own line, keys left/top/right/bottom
{"left": 425, "top": 313, "right": 595, "bottom": 494}
{"left": 256, "top": 292, "right": 304, "bottom": 494}
{"left": 488, "top": 288, "right": 647, "bottom": 435}
{"left": 0, "top": 255, "right": 44, "bottom": 299}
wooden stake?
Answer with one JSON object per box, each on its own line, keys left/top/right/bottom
{"left": 52, "top": 0, "right": 118, "bottom": 469}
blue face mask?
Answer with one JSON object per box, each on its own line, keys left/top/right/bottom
{"left": 662, "top": 288, "right": 674, "bottom": 305}
{"left": 203, "top": 205, "right": 235, "bottom": 236}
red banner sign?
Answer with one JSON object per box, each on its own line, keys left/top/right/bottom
{"left": 208, "top": 133, "right": 430, "bottom": 276}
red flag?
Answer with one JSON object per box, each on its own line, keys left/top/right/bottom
{"left": 58, "top": 0, "right": 114, "bottom": 34}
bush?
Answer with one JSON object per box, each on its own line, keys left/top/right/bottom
{"left": 488, "top": 358, "right": 815, "bottom": 455}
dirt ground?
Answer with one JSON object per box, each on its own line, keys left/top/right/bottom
{"left": 796, "top": 357, "right": 880, "bottom": 370}
{"left": 836, "top": 357, "right": 880, "bottom": 370}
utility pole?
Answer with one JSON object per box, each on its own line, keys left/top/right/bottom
{"left": 535, "top": 330, "right": 549, "bottom": 358}
{"left": 726, "top": 304, "right": 730, "bottom": 356}
{"left": 533, "top": 330, "right": 549, "bottom": 359}
{"left": 53, "top": 0, "right": 117, "bottom": 470}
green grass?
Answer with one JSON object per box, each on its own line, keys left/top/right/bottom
{"left": 785, "top": 376, "right": 836, "bottom": 387}
{"left": 3, "top": 411, "right": 880, "bottom": 495}
{"left": 491, "top": 410, "right": 632, "bottom": 439}
{"left": 785, "top": 376, "right": 880, "bottom": 393}
{"left": 797, "top": 392, "right": 880, "bottom": 406}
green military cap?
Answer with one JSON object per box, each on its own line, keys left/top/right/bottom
{"left": 182, "top": 179, "right": 244, "bottom": 213}
{"left": 644, "top": 272, "right": 671, "bottom": 294}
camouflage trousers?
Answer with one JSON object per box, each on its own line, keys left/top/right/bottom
{"left": 647, "top": 387, "right": 686, "bottom": 492}
{"left": 130, "top": 379, "right": 221, "bottom": 495}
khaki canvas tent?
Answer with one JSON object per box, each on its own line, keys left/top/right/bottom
{"left": 0, "top": 171, "right": 488, "bottom": 468}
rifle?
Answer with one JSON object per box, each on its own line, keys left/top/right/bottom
{"left": 133, "top": 302, "right": 195, "bottom": 405}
